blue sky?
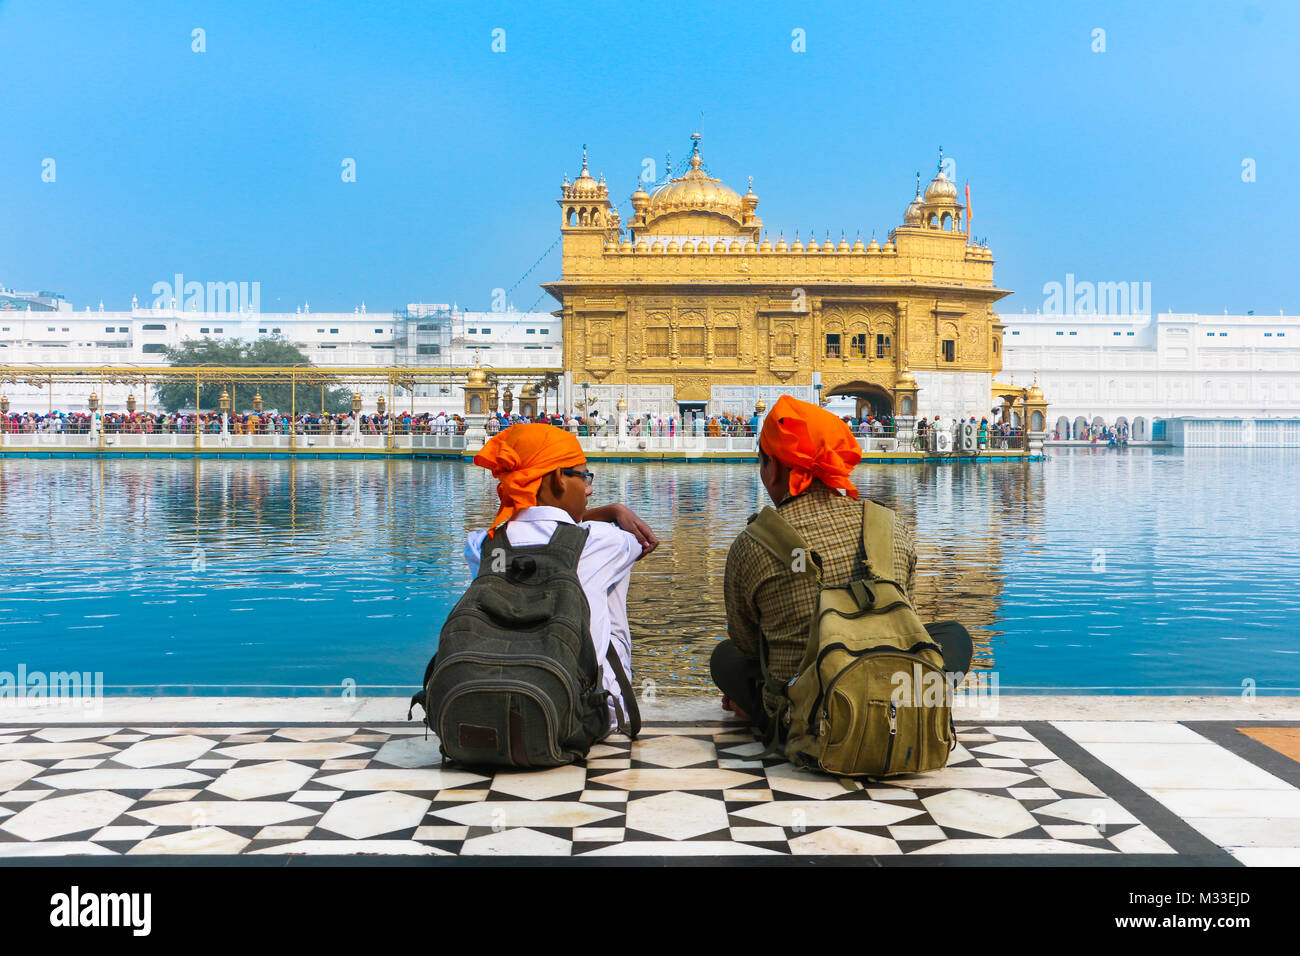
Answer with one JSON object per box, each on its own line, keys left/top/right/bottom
{"left": 2, "top": 0, "right": 1297, "bottom": 316}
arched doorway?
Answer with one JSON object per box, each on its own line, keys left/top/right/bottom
{"left": 826, "top": 381, "right": 894, "bottom": 419}
{"left": 1132, "top": 416, "right": 1147, "bottom": 440}
{"left": 1054, "top": 415, "right": 1070, "bottom": 440}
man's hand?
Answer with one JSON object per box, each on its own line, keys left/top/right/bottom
{"left": 583, "top": 503, "right": 659, "bottom": 558}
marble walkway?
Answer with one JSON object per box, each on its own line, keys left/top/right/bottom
{"left": 1, "top": 697, "right": 1298, "bottom": 864}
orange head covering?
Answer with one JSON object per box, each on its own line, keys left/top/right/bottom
{"left": 759, "top": 395, "right": 861, "bottom": 500}
{"left": 473, "top": 423, "right": 586, "bottom": 535}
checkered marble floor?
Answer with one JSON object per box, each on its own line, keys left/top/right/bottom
{"left": 0, "top": 719, "right": 1255, "bottom": 860}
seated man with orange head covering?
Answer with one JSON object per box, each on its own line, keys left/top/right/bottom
{"left": 714, "top": 395, "right": 972, "bottom": 729}
{"left": 466, "top": 423, "right": 658, "bottom": 732}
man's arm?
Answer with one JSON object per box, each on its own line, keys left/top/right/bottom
{"left": 723, "top": 535, "right": 763, "bottom": 659}
{"left": 582, "top": 503, "right": 658, "bottom": 557}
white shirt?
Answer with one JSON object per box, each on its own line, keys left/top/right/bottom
{"left": 464, "top": 506, "right": 640, "bottom": 732}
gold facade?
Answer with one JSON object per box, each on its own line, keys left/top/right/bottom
{"left": 544, "top": 137, "right": 1014, "bottom": 417}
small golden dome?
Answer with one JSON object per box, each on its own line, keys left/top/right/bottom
{"left": 695, "top": 239, "right": 710, "bottom": 253}
{"left": 631, "top": 181, "right": 650, "bottom": 210}
{"left": 866, "top": 237, "right": 881, "bottom": 253}
{"left": 791, "top": 235, "right": 804, "bottom": 253}
{"left": 635, "top": 239, "right": 649, "bottom": 252}
{"left": 467, "top": 358, "right": 488, "bottom": 384}
{"left": 904, "top": 179, "right": 925, "bottom": 224}
{"left": 924, "top": 164, "right": 958, "bottom": 203}
{"left": 619, "top": 239, "right": 634, "bottom": 252}
{"left": 650, "top": 240, "right": 663, "bottom": 253}
{"left": 804, "top": 234, "right": 818, "bottom": 254}
{"left": 851, "top": 235, "right": 866, "bottom": 253}
{"left": 774, "top": 235, "right": 788, "bottom": 253}
{"left": 569, "top": 148, "right": 602, "bottom": 199}
{"left": 882, "top": 239, "right": 896, "bottom": 253}
{"left": 759, "top": 236, "right": 773, "bottom": 253}
{"left": 836, "top": 235, "right": 850, "bottom": 253}
{"left": 666, "top": 240, "right": 680, "bottom": 253}
{"left": 743, "top": 176, "right": 758, "bottom": 210}
{"left": 744, "top": 239, "right": 758, "bottom": 253}
{"left": 895, "top": 366, "right": 917, "bottom": 387}
{"left": 604, "top": 239, "right": 618, "bottom": 252}
{"left": 616, "top": 395, "right": 627, "bottom": 411}
{"left": 821, "top": 236, "right": 835, "bottom": 253}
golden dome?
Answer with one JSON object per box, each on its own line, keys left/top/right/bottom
{"left": 619, "top": 239, "right": 633, "bottom": 252}
{"left": 882, "top": 239, "right": 896, "bottom": 253}
{"left": 775, "top": 235, "right": 789, "bottom": 253}
{"left": 759, "top": 236, "right": 773, "bottom": 253}
{"left": 791, "top": 235, "right": 805, "bottom": 253}
{"left": 895, "top": 366, "right": 917, "bottom": 387}
{"left": 924, "top": 166, "right": 958, "bottom": 203}
{"left": 866, "top": 237, "right": 881, "bottom": 253}
{"left": 851, "top": 235, "right": 866, "bottom": 253}
{"left": 644, "top": 136, "right": 746, "bottom": 229}
{"left": 666, "top": 240, "right": 680, "bottom": 253}
{"left": 743, "top": 177, "right": 758, "bottom": 210}
{"left": 650, "top": 240, "right": 664, "bottom": 252}
{"left": 467, "top": 355, "right": 488, "bottom": 384}
{"left": 635, "top": 239, "right": 649, "bottom": 252}
{"left": 631, "top": 181, "right": 650, "bottom": 210}
{"left": 836, "top": 235, "right": 850, "bottom": 253}
{"left": 904, "top": 178, "right": 925, "bottom": 224}
{"left": 568, "top": 147, "right": 603, "bottom": 199}
{"left": 744, "top": 239, "right": 758, "bottom": 253}
{"left": 821, "top": 236, "right": 835, "bottom": 253}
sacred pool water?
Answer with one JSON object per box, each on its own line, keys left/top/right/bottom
{"left": 1, "top": 448, "right": 1297, "bottom": 696}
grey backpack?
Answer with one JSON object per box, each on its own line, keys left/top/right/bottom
{"left": 410, "top": 523, "right": 639, "bottom": 768}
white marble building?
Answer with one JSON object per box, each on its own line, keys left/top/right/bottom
{"left": 999, "top": 312, "right": 1300, "bottom": 441}
{"left": 0, "top": 297, "right": 559, "bottom": 413}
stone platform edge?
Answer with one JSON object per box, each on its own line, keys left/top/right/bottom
{"left": 1, "top": 694, "right": 1296, "bottom": 724}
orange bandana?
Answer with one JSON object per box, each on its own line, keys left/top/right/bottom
{"left": 473, "top": 423, "right": 586, "bottom": 535}
{"left": 759, "top": 395, "right": 861, "bottom": 500}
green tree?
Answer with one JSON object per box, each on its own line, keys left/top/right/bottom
{"left": 154, "top": 336, "right": 351, "bottom": 414}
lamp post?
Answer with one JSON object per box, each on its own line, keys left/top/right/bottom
{"left": 88, "top": 391, "right": 99, "bottom": 444}
{"left": 219, "top": 388, "right": 231, "bottom": 444}
{"left": 351, "top": 392, "right": 362, "bottom": 445}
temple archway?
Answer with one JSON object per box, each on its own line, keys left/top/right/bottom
{"left": 826, "top": 381, "right": 894, "bottom": 419}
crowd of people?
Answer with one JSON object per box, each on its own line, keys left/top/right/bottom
{"left": 913, "top": 415, "right": 1024, "bottom": 450}
{"left": 0, "top": 410, "right": 471, "bottom": 436}
{"left": 3, "top": 406, "right": 1034, "bottom": 449}
{"left": 1052, "top": 422, "right": 1130, "bottom": 445}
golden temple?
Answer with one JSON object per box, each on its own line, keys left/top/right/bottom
{"left": 543, "top": 135, "right": 1039, "bottom": 426}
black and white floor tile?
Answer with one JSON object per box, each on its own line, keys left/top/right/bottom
{"left": 0, "top": 721, "right": 1225, "bottom": 859}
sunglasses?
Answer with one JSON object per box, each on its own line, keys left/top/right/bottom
{"left": 562, "top": 467, "right": 595, "bottom": 487}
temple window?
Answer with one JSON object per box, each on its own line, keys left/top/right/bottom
{"left": 825, "top": 333, "right": 841, "bottom": 359}
{"left": 680, "top": 327, "right": 706, "bottom": 357}
{"left": 942, "top": 339, "right": 956, "bottom": 362}
{"left": 876, "top": 333, "right": 893, "bottom": 359}
{"left": 715, "top": 328, "right": 738, "bottom": 357}
{"left": 646, "top": 328, "right": 669, "bottom": 357}
{"left": 849, "top": 333, "right": 867, "bottom": 358}
{"left": 591, "top": 332, "right": 611, "bottom": 357}
{"left": 774, "top": 330, "right": 794, "bottom": 357}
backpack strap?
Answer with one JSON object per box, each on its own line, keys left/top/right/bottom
{"left": 859, "top": 499, "right": 897, "bottom": 583}
{"left": 742, "top": 507, "right": 821, "bottom": 751}
{"left": 546, "top": 522, "right": 590, "bottom": 569}
{"left": 604, "top": 644, "right": 641, "bottom": 739}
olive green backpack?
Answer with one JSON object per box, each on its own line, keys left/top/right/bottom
{"left": 743, "top": 499, "right": 956, "bottom": 778}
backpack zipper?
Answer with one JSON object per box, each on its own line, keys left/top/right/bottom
{"left": 882, "top": 701, "right": 897, "bottom": 773}
{"left": 430, "top": 652, "right": 581, "bottom": 730}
